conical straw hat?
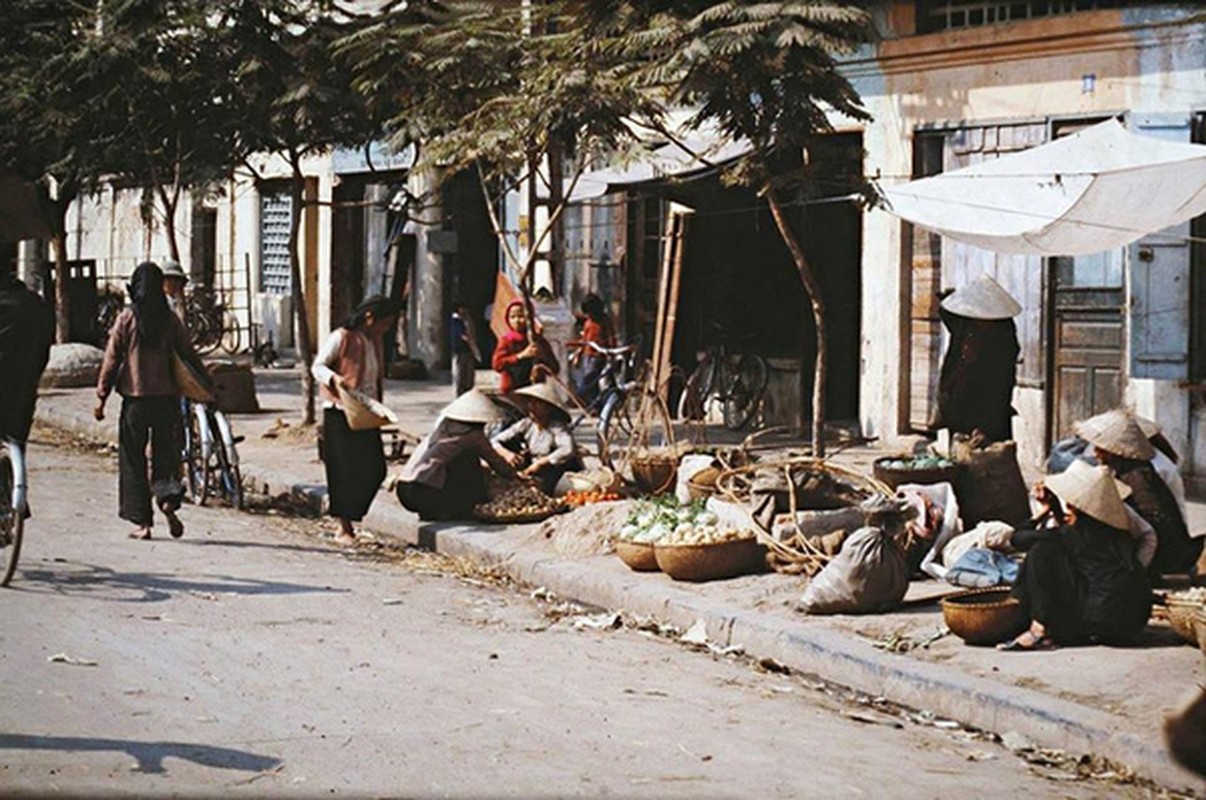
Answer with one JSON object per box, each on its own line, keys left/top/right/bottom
{"left": 337, "top": 384, "right": 398, "bottom": 431}
{"left": 1130, "top": 413, "right": 1160, "bottom": 440}
{"left": 1044, "top": 460, "right": 1131, "bottom": 530}
{"left": 441, "top": 388, "right": 505, "bottom": 424}
{"left": 1074, "top": 409, "right": 1155, "bottom": 460}
{"left": 940, "top": 274, "right": 1022, "bottom": 320}
{"left": 508, "top": 382, "right": 571, "bottom": 423}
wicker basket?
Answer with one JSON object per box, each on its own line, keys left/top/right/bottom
{"left": 631, "top": 453, "right": 678, "bottom": 495}
{"left": 1166, "top": 596, "right": 1203, "bottom": 645}
{"left": 941, "top": 587, "right": 1027, "bottom": 646}
{"left": 686, "top": 466, "right": 722, "bottom": 502}
{"left": 872, "top": 457, "right": 959, "bottom": 490}
{"left": 654, "top": 538, "right": 763, "bottom": 583}
{"left": 1193, "top": 608, "right": 1206, "bottom": 656}
{"left": 614, "top": 540, "right": 660, "bottom": 572}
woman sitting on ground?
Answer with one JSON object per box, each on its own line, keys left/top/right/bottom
{"left": 1002, "top": 460, "right": 1152, "bottom": 651}
{"left": 395, "top": 389, "right": 518, "bottom": 521}
{"left": 1075, "top": 409, "right": 1198, "bottom": 580}
{"left": 492, "top": 382, "right": 583, "bottom": 496}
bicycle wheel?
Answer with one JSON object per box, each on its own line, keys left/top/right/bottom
{"left": 213, "top": 436, "right": 244, "bottom": 510}
{"left": 676, "top": 357, "right": 714, "bottom": 421}
{"left": 185, "top": 409, "right": 210, "bottom": 506}
{"left": 721, "top": 353, "right": 769, "bottom": 430}
{"left": 0, "top": 449, "right": 23, "bottom": 587}
{"left": 597, "top": 389, "right": 635, "bottom": 468}
{"left": 219, "top": 310, "right": 242, "bottom": 355}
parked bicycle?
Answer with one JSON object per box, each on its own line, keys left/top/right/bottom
{"left": 0, "top": 438, "right": 29, "bottom": 586}
{"left": 677, "top": 333, "right": 769, "bottom": 431}
{"left": 185, "top": 287, "right": 242, "bottom": 356}
{"left": 564, "top": 340, "right": 642, "bottom": 469}
{"left": 182, "top": 400, "right": 244, "bottom": 510}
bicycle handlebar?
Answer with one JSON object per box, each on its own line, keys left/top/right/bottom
{"left": 569, "top": 341, "right": 635, "bottom": 357}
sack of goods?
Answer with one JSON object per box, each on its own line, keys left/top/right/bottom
{"left": 796, "top": 526, "right": 909, "bottom": 614}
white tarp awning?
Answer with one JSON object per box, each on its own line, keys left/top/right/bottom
{"left": 880, "top": 119, "right": 1206, "bottom": 256}
{"left": 568, "top": 133, "right": 752, "bottom": 202}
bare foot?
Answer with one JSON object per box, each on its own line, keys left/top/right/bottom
{"left": 128, "top": 527, "right": 152, "bottom": 540}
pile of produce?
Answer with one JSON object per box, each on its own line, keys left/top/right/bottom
{"left": 878, "top": 454, "right": 954, "bottom": 471}
{"left": 617, "top": 496, "right": 751, "bottom": 546}
{"left": 474, "top": 483, "right": 566, "bottom": 523}
{"left": 563, "top": 488, "right": 624, "bottom": 508}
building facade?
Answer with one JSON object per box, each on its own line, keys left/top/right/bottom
{"left": 844, "top": 1, "right": 1205, "bottom": 492}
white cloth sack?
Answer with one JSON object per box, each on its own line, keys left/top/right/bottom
{"left": 797, "top": 527, "right": 908, "bottom": 615}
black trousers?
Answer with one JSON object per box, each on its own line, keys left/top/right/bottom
{"left": 322, "top": 408, "right": 386, "bottom": 522}
{"left": 119, "top": 395, "right": 183, "bottom": 527}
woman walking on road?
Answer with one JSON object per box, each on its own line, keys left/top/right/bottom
{"left": 95, "top": 262, "right": 211, "bottom": 540}
{"left": 311, "top": 295, "right": 400, "bottom": 544}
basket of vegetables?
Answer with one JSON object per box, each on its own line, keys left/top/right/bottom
{"left": 473, "top": 484, "right": 567, "bottom": 524}
{"left": 615, "top": 496, "right": 714, "bottom": 573}
{"left": 655, "top": 528, "right": 763, "bottom": 583}
{"left": 872, "top": 453, "right": 958, "bottom": 490}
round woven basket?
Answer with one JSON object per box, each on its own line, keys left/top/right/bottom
{"left": 631, "top": 453, "right": 678, "bottom": 495}
{"left": 1166, "top": 596, "right": 1203, "bottom": 645}
{"left": 654, "top": 538, "right": 763, "bottom": 583}
{"left": 686, "top": 467, "right": 721, "bottom": 502}
{"left": 1193, "top": 608, "right": 1206, "bottom": 656}
{"left": 614, "top": 540, "right": 659, "bottom": 572}
{"left": 872, "top": 457, "right": 959, "bottom": 490}
{"left": 941, "top": 587, "right": 1027, "bottom": 646}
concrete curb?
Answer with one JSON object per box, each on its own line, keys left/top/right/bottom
{"left": 37, "top": 405, "right": 1197, "bottom": 791}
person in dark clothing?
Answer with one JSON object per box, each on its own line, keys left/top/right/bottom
{"left": 1003, "top": 460, "right": 1151, "bottom": 650}
{"left": 930, "top": 274, "right": 1021, "bottom": 443}
{"left": 1075, "top": 408, "right": 1199, "bottom": 580}
{"left": 311, "top": 295, "right": 401, "bottom": 543}
{"left": 0, "top": 266, "right": 54, "bottom": 446}
{"left": 96, "top": 262, "right": 212, "bottom": 540}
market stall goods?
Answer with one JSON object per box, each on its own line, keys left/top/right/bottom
{"left": 941, "top": 587, "right": 1027, "bottom": 646}
{"left": 1165, "top": 587, "right": 1206, "bottom": 646}
{"left": 872, "top": 453, "right": 957, "bottom": 490}
{"left": 473, "top": 483, "right": 566, "bottom": 524}
{"left": 563, "top": 489, "right": 624, "bottom": 507}
{"left": 654, "top": 535, "right": 763, "bottom": 582}
{"left": 615, "top": 540, "right": 659, "bottom": 572}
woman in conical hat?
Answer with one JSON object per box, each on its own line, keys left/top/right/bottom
{"left": 930, "top": 274, "right": 1021, "bottom": 443}
{"left": 492, "top": 382, "right": 582, "bottom": 495}
{"left": 1076, "top": 409, "right": 1197, "bottom": 581}
{"left": 1002, "top": 460, "right": 1151, "bottom": 651}
{"left": 396, "top": 389, "right": 519, "bottom": 521}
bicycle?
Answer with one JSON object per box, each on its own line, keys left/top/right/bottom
{"left": 563, "top": 340, "right": 642, "bottom": 469}
{"left": 182, "top": 400, "right": 244, "bottom": 510}
{"left": 0, "top": 438, "right": 29, "bottom": 586}
{"left": 677, "top": 333, "right": 769, "bottom": 431}
{"left": 185, "top": 288, "right": 242, "bottom": 356}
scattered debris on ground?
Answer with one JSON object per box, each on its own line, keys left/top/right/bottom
{"left": 870, "top": 625, "right": 951, "bottom": 654}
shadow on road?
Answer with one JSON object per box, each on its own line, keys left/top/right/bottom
{"left": 14, "top": 560, "right": 348, "bottom": 603}
{"left": 0, "top": 733, "right": 281, "bottom": 774}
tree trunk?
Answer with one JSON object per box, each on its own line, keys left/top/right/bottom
{"left": 765, "top": 186, "right": 827, "bottom": 458}
{"left": 289, "top": 159, "right": 316, "bottom": 426}
{"left": 50, "top": 227, "right": 70, "bottom": 344}
{"left": 159, "top": 185, "right": 181, "bottom": 264}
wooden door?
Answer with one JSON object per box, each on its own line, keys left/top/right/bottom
{"left": 1050, "top": 251, "right": 1124, "bottom": 441}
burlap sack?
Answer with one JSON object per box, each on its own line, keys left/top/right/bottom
{"left": 796, "top": 526, "right": 908, "bottom": 614}
{"left": 951, "top": 437, "right": 1030, "bottom": 528}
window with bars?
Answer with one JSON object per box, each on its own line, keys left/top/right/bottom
{"left": 915, "top": 0, "right": 1123, "bottom": 34}
{"left": 260, "top": 192, "right": 293, "bottom": 295}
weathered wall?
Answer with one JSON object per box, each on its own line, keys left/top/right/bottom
{"left": 846, "top": 4, "right": 1206, "bottom": 477}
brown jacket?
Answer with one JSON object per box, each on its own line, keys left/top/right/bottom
{"left": 315, "top": 328, "right": 384, "bottom": 405}
{"left": 97, "top": 308, "right": 206, "bottom": 400}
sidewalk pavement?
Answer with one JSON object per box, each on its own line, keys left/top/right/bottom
{"left": 37, "top": 366, "right": 1206, "bottom": 791}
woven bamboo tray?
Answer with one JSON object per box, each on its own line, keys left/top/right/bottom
{"left": 1166, "top": 596, "right": 1203, "bottom": 645}
{"left": 473, "top": 504, "right": 566, "bottom": 525}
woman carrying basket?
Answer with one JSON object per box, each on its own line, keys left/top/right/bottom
{"left": 95, "top": 262, "right": 212, "bottom": 540}
{"left": 312, "top": 296, "right": 400, "bottom": 544}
